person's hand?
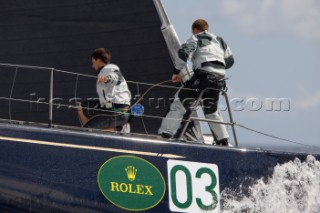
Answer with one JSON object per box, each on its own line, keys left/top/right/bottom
{"left": 98, "top": 76, "right": 109, "bottom": 83}
{"left": 171, "top": 74, "right": 181, "bottom": 83}
{"left": 76, "top": 102, "right": 82, "bottom": 112}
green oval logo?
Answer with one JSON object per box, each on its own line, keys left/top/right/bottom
{"left": 97, "top": 155, "right": 166, "bottom": 211}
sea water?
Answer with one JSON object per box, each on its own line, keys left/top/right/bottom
{"left": 221, "top": 155, "right": 320, "bottom": 213}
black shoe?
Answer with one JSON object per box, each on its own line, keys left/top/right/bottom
{"left": 161, "top": 132, "right": 172, "bottom": 139}
{"left": 216, "top": 138, "right": 229, "bottom": 146}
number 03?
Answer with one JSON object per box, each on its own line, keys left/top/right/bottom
{"left": 168, "top": 160, "right": 220, "bottom": 213}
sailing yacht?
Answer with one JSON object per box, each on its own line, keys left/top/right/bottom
{"left": 0, "top": 0, "right": 319, "bottom": 212}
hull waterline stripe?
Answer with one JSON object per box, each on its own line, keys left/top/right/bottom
{"left": 0, "top": 136, "right": 185, "bottom": 159}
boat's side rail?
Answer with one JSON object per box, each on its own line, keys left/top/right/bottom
{"left": 0, "top": 62, "right": 238, "bottom": 146}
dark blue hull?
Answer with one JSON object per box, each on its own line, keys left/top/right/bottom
{"left": 0, "top": 122, "right": 318, "bottom": 212}
{"left": 1, "top": 0, "right": 319, "bottom": 211}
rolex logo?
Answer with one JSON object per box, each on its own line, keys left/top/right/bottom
{"left": 125, "top": 166, "right": 137, "bottom": 181}
{"left": 98, "top": 156, "right": 165, "bottom": 210}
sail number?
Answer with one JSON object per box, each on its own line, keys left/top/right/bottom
{"left": 167, "top": 160, "right": 220, "bottom": 213}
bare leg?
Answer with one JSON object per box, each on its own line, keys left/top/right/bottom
{"left": 77, "top": 103, "right": 89, "bottom": 126}
{"left": 103, "top": 127, "right": 116, "bottom": 132}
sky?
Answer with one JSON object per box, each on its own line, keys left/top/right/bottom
{"left": 162, "top": 0, "right": 320, "bottom": 152}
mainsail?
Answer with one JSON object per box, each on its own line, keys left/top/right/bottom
{"left": 0, "top": 0, "right": 176, "bottom": 134}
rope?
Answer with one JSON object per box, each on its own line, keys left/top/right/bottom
{"left": 3, "top": 63, "right": 318, "bottom": 149}
{"left": 235, "top": 123, "right": 320, "bottom": 150}
{"left": 79, "top": 71, "right": 195, "bottom": 117}
{"left": 1, "top": 95, "right": 319, "bottom": 149}
{"left": 76, "top": 79, "right": 173, "bottom": 119}
{"left": 0, "top": 96, "right": 181, "bottom": 122}
{"left": 9, "top": 67, "right": 18, "bottom": 120}
{"left": 74, "top": 74, "right": 85, "bottom": 126}
{"left": 141, "top": 116, "right": 149, "bottom": 136}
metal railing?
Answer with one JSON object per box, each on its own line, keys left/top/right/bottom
{"left": 0, "top": 62, "right": 238, "bottom": 146}
{"left": 178, "top": 87, "right": 238, "bottom": 146}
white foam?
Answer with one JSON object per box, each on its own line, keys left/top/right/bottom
{"left": 221, "top": 155, "right": 320, "bottom": 213}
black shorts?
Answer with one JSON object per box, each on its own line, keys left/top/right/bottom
{"left": 81, "top": 100, "right": 130, "bottom": 129}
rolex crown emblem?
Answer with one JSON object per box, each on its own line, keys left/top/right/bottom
{"left": 125, "top": 166, "right": 137, "bottom": 181}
